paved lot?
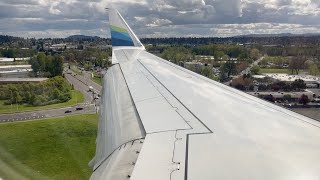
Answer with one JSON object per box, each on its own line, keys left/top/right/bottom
{"left": 291, "top": 108, "right": 320, "bottom": 122}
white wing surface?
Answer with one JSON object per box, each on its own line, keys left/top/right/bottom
{"left": 90, "top": 8, "right": 320, "bottom": 180}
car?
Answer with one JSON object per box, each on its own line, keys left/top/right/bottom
{"left": 65, "top": 110, "right": 72, "bottom": 113}
{"left": 76, "top": 107, "right": 84, "bottom": 111}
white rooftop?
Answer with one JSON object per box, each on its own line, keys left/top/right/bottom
{"left": 0, "top": 57, "right": 30, "bottom": 62}
{"left": 0, "top": 65, "right": 31, "bottom": 69}
{"left": 264, "top": 73, "right": 320, "bottom": 82}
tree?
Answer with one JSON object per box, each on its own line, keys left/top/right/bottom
{"left": 309, "top": 64, "right": 319, "bottom": 76}
{"left": 236, "top": 62, "right": 248, "bottom": 74}
{"left": 221, "top": 60, "right": 236, "bottom": 78}
{"left": 201, "top": 66, "right": 213, "bottom": 78}
{"left": 231, "top": 75, "right": 253, "bottom": 90}
{"left": 289, "top": 56, "right": 307, "bottom": 74}
{"left": 264, "top": 94, "right": 275, "bottom": 103}
{"left": 251, "top": 65, "right": 260, "bottom": 75}
{"left": 52, "top": 88, "right": 61, "bottom": 100}
{"left": 299, "top": 94, "right": 310, "bottom": 105}
{"left": 214, "top": 51, "right": 224, "bottom": 61}
{"left": 51, "top": 55, "right": 63, "bottom": 77}
{"left": 37, "top": 52, "right": 46, "bottom": 73}
{"left": 30, "top": 57, "right": 40, "bottom": 76}
{"left": 291, "top": 79, "right": 306, "bottom": 91}
{"left": 283, "top": 94, "right": 292, "bottom": 102}
{"left": 250, "top": 48, "right": 261, "bottom": 61}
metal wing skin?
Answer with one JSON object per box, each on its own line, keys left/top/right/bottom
{"left": 90, "top": 8, "right": 320, "bottom": 180}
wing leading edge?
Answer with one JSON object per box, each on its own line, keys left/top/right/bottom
{"left": 90, "top": 8, "right": 320, "bottom": 180}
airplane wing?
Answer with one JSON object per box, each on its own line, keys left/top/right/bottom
{"left": 89, "top": 8, "right": 320, "bottom": 180}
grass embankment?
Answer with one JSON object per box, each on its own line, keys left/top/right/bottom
{"left": 0, "top": 114, "right": 98, "bottom": 180}
{"left": 0, "top": 90, "right": 84, "bottom": 114}
{"left": 91, "top": 73, "right": 102, "bottom": 86}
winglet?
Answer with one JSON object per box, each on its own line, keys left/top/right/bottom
{"left": 108, "top": 8, "right": 144, "bottom": 48}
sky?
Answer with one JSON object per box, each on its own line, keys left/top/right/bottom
{"left": 0, "top": 0, "right": 320, "bottom": 38}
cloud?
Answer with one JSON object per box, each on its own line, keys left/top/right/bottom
{"left": 0, "top": 0, "right": 320, "bottom": 38}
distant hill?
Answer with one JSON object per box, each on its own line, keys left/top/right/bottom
{"left": 236, "top": 33, "right": 320, "bottom": 38}
{"left": 0, "top": 35, "right": 25, "bottom": 44}
{"left": 66, "top": 35, "right": 101, "bottom": 41}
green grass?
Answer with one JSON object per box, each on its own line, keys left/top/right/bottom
{"left": 0, "top": 114, "right": 98, "bottom": 180}
{"left": 259, "top": 68, "right": 291, "bottom": 74}
{"left": 0, "top": 90, "right": 84, "bottom": 114}
{"left": 91, "top": 73, "right": 102, "bottom": 86}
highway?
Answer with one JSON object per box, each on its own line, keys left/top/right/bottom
{"left": 70, "top": 70, "right": 102, "bottom": 93}
{"left": 0, "top": 105, "right": 95, "bottom": 123}
{"left": 0, "top": 70, "right": 103, "bottom": 123}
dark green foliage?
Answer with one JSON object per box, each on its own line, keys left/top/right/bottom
{"left": 0, "top": 48, "right": 36, "bottom": 58}
{"left": 0, "top": 76, "right": 71, "bottom": 106}
{"left": 191, "top": 44, "right": 254, "bottom": 60}
{"left": 264, "top": 94, "right": 275, "bottom": 103}
{"left": 63, "top": 48, "right": 111, "bottom": 69}
{"left": 30, "top": 53, "right": 63, "bottom": 77}
{"left": 291, "top": 79, "right": 306, "bottom": 90}
{"left": 299, "top": 94, "right": 310, "bottom": 105}
{"left": 283, "top": 94, "right": 292, "bottom": 102}
{"left": 221, "top": 60, "right": 237, "bottom": 78}
{"left": 251, "top": 65, "right": 260, "bottom": 75}
{"left": 161, "top": 46, "right": 193, "bottom": 64}
{"left": 257, "top": 80, "right": 305, "bottom": 92}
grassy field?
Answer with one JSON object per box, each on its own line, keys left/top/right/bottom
{"left": 0, "top": 114, "right": 98, "bottom": 180}
{"left": 0, "top": 90, "right": 84, "bottom": 114}
{"left": 259, "top": 68, "right": 291, "bottom": 74}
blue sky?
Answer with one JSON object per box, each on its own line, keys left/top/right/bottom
{"left": 0, "top": 0, "right": 319, "bottom": 38}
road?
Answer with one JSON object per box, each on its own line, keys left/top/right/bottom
{"left": 0, "top": 70, "right": 102, "bottom": 123}
{"left": 0, "top": 105, "right": 95, "bottom": 123}
{"left": 291, "top": 108, "right": 320, "bottom": 122}
{"left": 74, "top": 70, "right": 103, "bottom": 93}
{"left": 240, "top": 55, "right": 265, "bottom": 76}
{"left": 225, "top": 56, "right": 265, "bottom": 85}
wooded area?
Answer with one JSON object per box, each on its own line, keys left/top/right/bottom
{"left": 0, "top": 76, "right": 72, "bottom": 106}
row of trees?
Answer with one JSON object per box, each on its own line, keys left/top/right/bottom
{"left": 260, "top": 94, "right": 310, "bottom": 105}
{"left": 259, "top": 56, "right": 289, "bottom": 67}
{"left": 192, "top": 44, "right": 261, "bottom": 61}
{"left": 63, "top": 48, "right": 112, "bottom": 69}
{"left": 0, "top": 48, "right": 36, "bottom": 58}
{"left": 161, "top": 46, "right": 193, "bottom": 64}
{"left": 160, "top": 45, "right": 261, "bottom": 64}
{"left": 0, "top": 76, "right": 72, "bottom": 106}
{"left": 259, "top": 45, "right": 320, "bottom": 58}
{"left": 30, "top": 53, "right": 63, "bottom": 77}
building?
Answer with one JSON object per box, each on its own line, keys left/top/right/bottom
{"left": 0, "top": 78, "right": 48, "bottom": 84}
{"left": 262, "top": 74, "right": 320, "bottom": 88}
{"left": 247, "top": 91, "right": 314, "bottom": 101}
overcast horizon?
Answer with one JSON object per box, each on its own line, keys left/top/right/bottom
{"left": 0, "top": 0, "right": 320, "bottom": 38}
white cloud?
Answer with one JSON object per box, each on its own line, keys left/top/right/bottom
{"left": 0, "top": 0, "right": 320, "bottom": 38}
